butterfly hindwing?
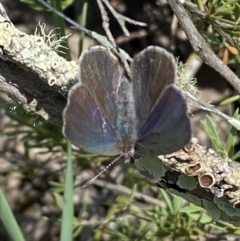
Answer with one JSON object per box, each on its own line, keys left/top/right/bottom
{"left": 135, "top": 85, "right": 191, "bottom": 156}
{"left": 63, "top": 84, "right": 120, "bottom": 156}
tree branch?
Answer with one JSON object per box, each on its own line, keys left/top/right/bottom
{"left": 0, "top": 12, "right": 78, "bottom": 125}
{"left": 167, "top": 0, "right": 240, "bottom": 92}
{"left": 136, "top": 137, "right": 240, "bottom": 226}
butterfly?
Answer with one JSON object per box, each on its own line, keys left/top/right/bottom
{"left": 63, "top": 46, "right": 191, "bottom": 163}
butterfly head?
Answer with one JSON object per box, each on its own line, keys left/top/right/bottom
{"left": 119, "top": 141, "right": 135, "bottom": 163}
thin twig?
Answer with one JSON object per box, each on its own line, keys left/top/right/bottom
{"left": 79, "top": 214, "right": 135, "bottom": 227}
{"left": 115, "top": 30, "right": 147, "bottom": 45}
{"left": 37, "top": 0, "right": 132, "bottom": 64}
{"left": 184, "top": 91, "right": 232, "bottom": 122}
{"left": 96, "top": 0, "right": 116, "bottom": 48}
{"left": 170, "top": 14, "right": 178, "bottom": 51}
{"left": 184, "top": 52, "right": 203, "bottom": 79}
{"left": 92, "top": 179, "right": 166, "bottom": 208}
{"left": 95, "top": 0, "right": 132, "bottom": 74}
{"left": 101, "top": 0, "right": 146, "bottom": 37}
{"left": 167, "top": 0, "right": 240, "bottom": 92}
{"left": 96, "top": 0, "right": 147, "bottom": 75}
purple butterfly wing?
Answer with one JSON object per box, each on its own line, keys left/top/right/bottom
{"left": 136, "top": 86, "right": 191, "bottom": 156}
{"left": 131, "top": 46, "right": 191, "bottom": 156}
{"left": 63, "top": 84, "right": 120, "bottom": 156}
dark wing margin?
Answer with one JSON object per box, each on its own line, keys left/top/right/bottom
{"left": 63, "top": 84, "right": 120, "bottom": 156}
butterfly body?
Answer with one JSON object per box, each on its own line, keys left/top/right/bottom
{"left": 115, "top": 77, "right": 138, "bottom": 161}
{"left": 63, "top": 46, "right": 191, "bottom": 162}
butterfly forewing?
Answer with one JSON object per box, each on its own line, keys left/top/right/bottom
{"left": 131, "top": 46, "right": 176, "bottom": 130}
{"left": 63, "top": 84, "right": 120, "bottom": 156}
{"left": 80, "top": 47, "right": 122, "bottom": 129}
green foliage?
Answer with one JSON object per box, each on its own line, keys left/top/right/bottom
{"left": 79, "top": 1, "right": 88, "bottom": 56}
{"left": 194, "top": 0, "right": 240, "bottom": 72}
{"left": 60, "top": 142, "right": 74, "bottom": 241}
{"left": 202, "top": 115, "right": 227, "bottom": 156}
{"left": 220, "top": 94, "right": 240, "bottom": 105}
{"left": 2, "top": 94, "right": 239, "bottom": 239}
{"left": 226, "top": 109, "right": 240, "bottom": 158}
{"left": 21, "top": 0, "right": 74, "bottom": 11}
{"left": 0, "top": 190, "right": 26, "bottom": 241}
{"left": 202, "top": 109, "right": 240, "bottom": 159}
{"left": 88, "top": 189, "right": 219, "bottom": 241}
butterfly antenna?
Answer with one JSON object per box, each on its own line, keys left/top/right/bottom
{"left": 81, "top": 154, "right": 124, "bottom": 189}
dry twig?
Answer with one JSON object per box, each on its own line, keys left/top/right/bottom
{"left": 167, "top": 0, "right": 240, "bottom": 92}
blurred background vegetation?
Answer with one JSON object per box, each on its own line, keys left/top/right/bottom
{"left": 0, "top": 0, "right": 240, "bottom": 240}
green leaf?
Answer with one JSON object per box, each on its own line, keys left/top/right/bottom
{"left": 135, "top": 157, "right": 168, "bottom": 179}
{"left": 54, "top": 193, "right": 64, "bottom": 209}
{"left": 199, "top": 214, "right": 213, "bottom": 224}
{"left": 180, "top": 203, "right": 204, "bottom": 214}
{"left": 0, "top": 189, "right": 26, "bottom": 241}
{"left": 220, "top": 95, "right": 240, "bottom": 105}
{"left": 21, "top": 0, "right": 74, "bottom": 10}
{"left": 60, "top": 141, "right": 74, "bottom": 241}
{"left": 201, "top": 31, "right": 223, "bottom": 47}
{"left": 172, "top": 195, "right": 183, "bottom": 215}
{"left": 231, "top": 150, "right": 240, "bottom": 161}
{"left": 228, "top": 117, "right": 240, "bottom": 130}
{"left": 73, "top": 226, "right": 81, "bottom": 238}
{"left": 201, "top": 115, "right": 226, "bottom": 156}
{"left": 226, "top": 108, "right": 240, "bottom": 157}
{"left": 233, "top": 3, "right": 240, "bottom": 21}
{"left": 160, "top": 189, "right": 173, "bottom": 214}
{"left": 49, "top": 181, "right": 65, "bottom": 188}
{"left": 79, "top": 1, "right": 88, "bottom": 56}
